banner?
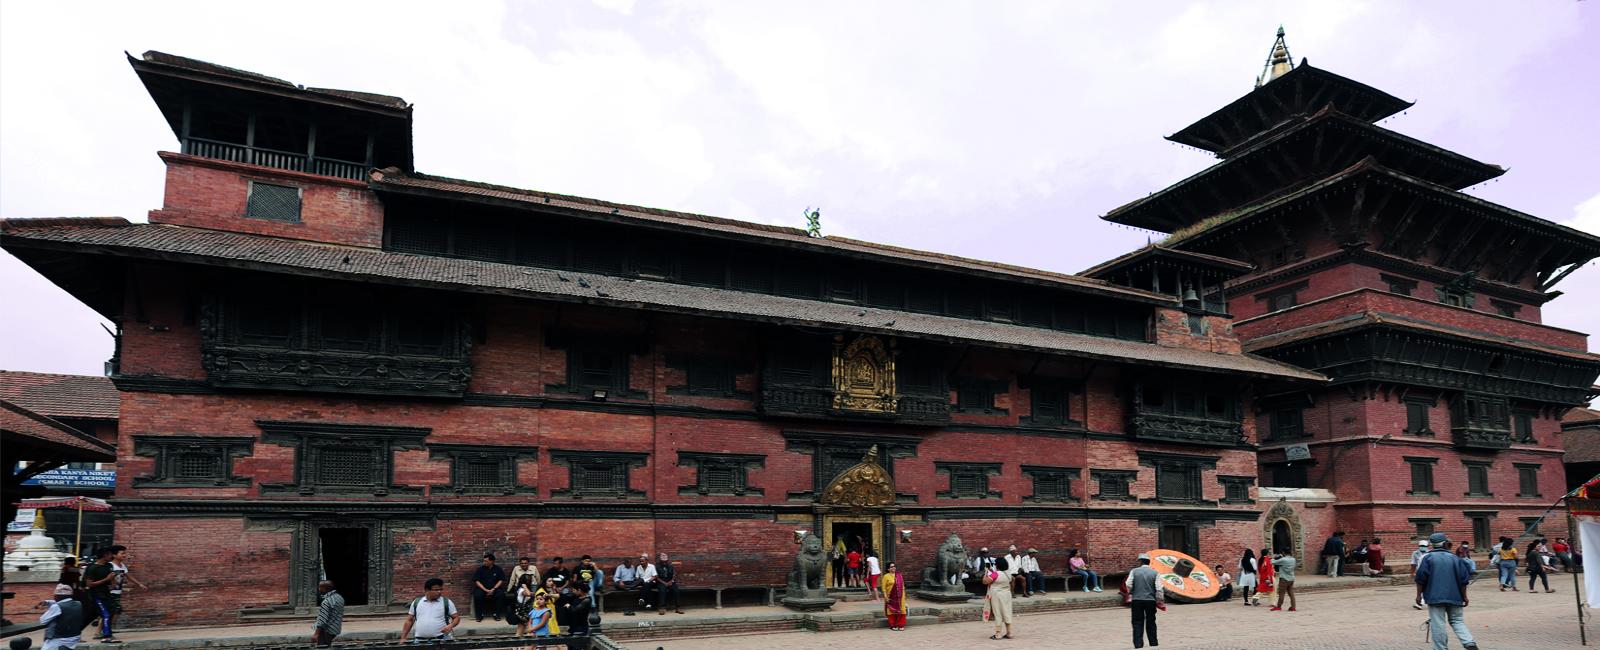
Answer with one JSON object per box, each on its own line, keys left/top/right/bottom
{"left": 20, "top": 468, "right": 116, "bottom": 489}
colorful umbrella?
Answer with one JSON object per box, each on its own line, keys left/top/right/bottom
{"left": 16, "top": 496, "right": 111, "bottom": 557}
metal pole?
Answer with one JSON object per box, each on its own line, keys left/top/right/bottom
{"left": 74, "top": 499, "right": 84, "bottom": 559}
{"left": 1574, "top": 563, "right": 1586, "bottom": 646}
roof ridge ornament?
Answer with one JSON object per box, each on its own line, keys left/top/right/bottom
{"left": 1256, "top": 25, "right": 1295, "bottom": 88}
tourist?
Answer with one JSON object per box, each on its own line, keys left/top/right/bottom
{"left": 106, "top": 546, "right": 144, "bottom": 632}
{"left": 865, "top": 551, "right": 882, "bottom": 600}
{"left": 846, "top": 547, "right": 863, "bottom": 588}
{"left": 1495, "top": 537, "right": 1519, "bottom": 591}
{"left": 510, "top": 575, "right": 535, "bottom": 636}
{"left": 1362, "top": 538, "right": 1385, "bottom": 577}
{"left": 1525, "top": 540, "right": 1553, "bottom": 593}
{"left": 1067, "top": 548, "right": 1102, "bottom": 592}
{"left": 312, "top": 580, "right": 343, "bottom": 647}
{"left": 1411, "top": 539, "right": 1431, "bottom": 609}
{"left": 1237, "top": 549, "right": 1258, "bottom": 606}
{"left": 509, "top": 556, "right": 537, "bottom": 594}
{"left": 39, "top": 584, "right": 86, "bottom": 650}
{"left": 1022, "top": 548, "right": 1046, "bottom": 596}
{"left": 568, "top": 582, "right": 595, "bottom": 636}
{"left": 1414, "top": 533, "right": 1479, "bottom": 650}
{"left": 82, "top": 547, "right": 118, "bottom": 643}
{"left": 1320, "top": 531, "right": 1346, "bottom": 577}
{"left": 656, "top": 553, "right": 683, "bottom": 614}
{"left": 880, "top": 561, "right": 908, "bottom": 631}
{"left": 1269, "top": 551, "right": 1298, "bottom": 611}
{"left": 1254, "top": 547, "right": 1275, "bottom": 607}
{"left": 1554, "top": 538, "right": 1575, "bottom": 572}
{"left": 577, "top": 555, "right": 602, "bottom": 606}
{"left": 1125, "top": 553, "right": 1164, "bottom": 649}
{"left": 832, "top": 536, "right": 848, "bottom": 589}
{"left": 401, "top": 578, "right": 461, "bottom": 642}
{"left": 982, "top": 557, "right": 1015, "bottom": 640}
{"left": 473, "top": 553, "right": 507, "bottom": 622}
{"left": 635, "top": 553, "right": 658, "bottom": 611}
{"left": 542, "top": 556, "right": 570, "bottom": 585}
{"left": 527, "top": 592, "right": 553, "bottom": 638}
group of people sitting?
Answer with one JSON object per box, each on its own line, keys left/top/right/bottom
{"left": 456, "top": 551, "right": 687, "bottom": 643}
{"left": 963, "top": 545, "right": 1105, "bottom": 597}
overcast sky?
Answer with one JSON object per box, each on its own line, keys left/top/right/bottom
{"left": 2, "top": 0, "right": 1597, "bottom": 378}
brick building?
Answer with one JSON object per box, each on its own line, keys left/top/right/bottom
{"left": 1, "top": 371, "right": 120, "bottom": 548}
{"left": 1103, "top": 31, "right": 1600, "bottom": 564}
{"left": 0, "top": 52, "right": 1320, "bottom": 625}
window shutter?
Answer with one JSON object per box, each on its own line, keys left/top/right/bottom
{"left": 245, "top": 182, "right": 302, "bottom": 222}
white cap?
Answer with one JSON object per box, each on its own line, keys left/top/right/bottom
{"left": 1418, "top": 540, "right": 1430, "bottom": 547}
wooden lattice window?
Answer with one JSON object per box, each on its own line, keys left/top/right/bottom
{"left": 1021, "top": 465, "right": 1079, "bottom": 503}
{"left": 245, "top": 181, "right": 302, "bottom": 222}
{"left": 936, "top": 462, "right": 1001, "bottom": 499}
{"left": 1219, "top": 475, "right": 1255, "bottom": 504}
{"left": 133, "top": 436, "right": 255, "bottom": 488}
{"left": 259, "top": 421, "right": 428, "bottom": 497}
{"left": 175, "top": 453, "right": 221, "bottom": 480}
{"left": 1140, "top": 451, "right": 1218, "bottom": 505}
{"left": 429, "top": 444, "right": 537, "bottom": 496}
{"left": 1406, "top": 457, "right": 1438, "bottom": 496}
{"left": 317, "top": 447, "right": 375, "bottom": 486}
{"left": 1090, "top": 469, "right": 1137, "bottom": 501}
{"left": 1516, "top": 464, "right": 1541, "bottom": 498}
{"left": 677, "top": 452, "right": 764, "bottom": 497}
{"left": 1464, "top": 461, "right": 1492, "bottom": 497}
{"left": 551, "top": 450, "right": 648, "bottom": 500}
{"left": 1269, "top": 408, "right": 1304, "bottom": 439}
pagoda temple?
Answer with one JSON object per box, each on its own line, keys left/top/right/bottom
{"left": 1103, "top": 29, "right": 1600, "bottom": 558}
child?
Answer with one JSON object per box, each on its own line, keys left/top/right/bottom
{"left": 865, "top": 552, "right": 883, "bottom": 600}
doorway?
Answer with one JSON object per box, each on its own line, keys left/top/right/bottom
{"left": 319, "top": 528, "right": 370, "bottom": 606}
{"left": 1159, "top": 524, "right": 1191, "bottom": 555}
{"left": 1471, "top": 517, "right": 1492, "bottom": 551}
{"left": 822, "top": 516, "right": 881, "bottom": 590}
{"left": 1273, "top": 521, "right": 1293, "bottom": 555}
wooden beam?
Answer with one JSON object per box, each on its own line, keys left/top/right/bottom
{"left": 1310, "top": 127, "right": 1326, "bottom": 168}
{"left": 1438, "top": 219, "right": 1484, "bottom": 268}
{"left": 1534, "top": 244, "right": 1576, "bottom": 285}
{"left": 1490, "top": 233, "right": 1535, "bottom": 282}
{"left": 1346, "top": 180, "right": 1368, "bottom": 236}
{"left": 1541, "top": 258, "right": 1591, "bottom": 291}
{"left": 1407, "top": 212, "right": 1451, "bottom": 260}
{"left": 1505, "top": 237, "right": 1557, "bottom": 285}
{"left": 1358, "top": 185, "right": 1396, "bottom": 236}
{"left": 1380, "top": 200, "right": 1423, "bottom": 253}
{"left": 1272, "top": 220, "right": 1296, "bottom": 247}
{"left": 1312, "top": 201, "right": 1341, "bottom": 238}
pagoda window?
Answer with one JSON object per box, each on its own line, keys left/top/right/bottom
{"left": 1463, "top": 461, "right": 1492, "bottom": 497}
{"left": 1491, "top": 300, "right": 1522, "bottom": 319}
{"left": 258, "top": 421, "right": 428, "bottom": 497}
{"left": 955, "top": 379, "right": 1007, "bottom": 414}
{"left": 1268, "top": 407, "right": 1305, "bottom": 440}
{"left": 1405, "top": 457, "right": 1438, "bottom": 496}
{"left": 1219, "top": 475, "right": 1255, "bottom": 504}
{"left": 567, "top": 348, "right": 630, "bottom": 392}
{"left": 1021, "top": 466, "right": 1079, "bottom": 503}
{"left": 393, "top": 312, "right": 451, "bottom": 356}
{"left": 132, "top": 436, "right": 254, "bottom": 488}
{"left": 1090, "top": 469, "right": 1137, "bottom": 501}
{"left": 1513, "top": 411, "right": 1536, "bottom": 443}
{"left": 1027, "top": 382, "right": 1076, "bottom": 426}
{"left": 244, "top": 181, "right": 302, "bottom": 223}
{"left": 1437, "top": 287, "right": 1473, "bottom": 308}
{"left": 234, "top": 297, "right": 298, "bottom": 347}
{"left": 936, "top": 462, "right": 1001, "bottom": 500}
{"left": 667, "top": 357, "right": 742, "bottom": 397}
{"left": 1404, "top": 398, "right": 1434, "bottom": 436}
{"left": 1516, "top": 463, "right": 1541, "bottom": 498}
{"left": 1140, "top": 451, "right": 1217, "bottom": 505}
{"left": 1382, "top": 274, "right": 1417, "bottom": 297}
{"left": 429, "top": 444, "right": 538, "bottom": 495}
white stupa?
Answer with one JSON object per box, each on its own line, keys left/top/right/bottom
{"left": 4, "top": 510, "right": 70, "bottom": 574}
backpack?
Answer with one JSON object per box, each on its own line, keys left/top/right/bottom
{"left": 408, "top": 596, "right": 457, "bottom": 630}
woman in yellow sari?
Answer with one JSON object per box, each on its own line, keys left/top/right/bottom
{"left": 880, "top": 562, "right": 907, "bottom": 631}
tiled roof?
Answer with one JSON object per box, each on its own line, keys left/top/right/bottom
{"left": 136, "top": 51, "right": 409, "bottom": 111}
{"left": 370, "top": 169, "right": 1173, "bottom": 305}
{"left": 1564, "top": 409, "right": 1600, "bottom": 463}
{"left": 1079, "top": 244, "right": 1254, "bottom": 279}
{"left": 0, "top": 371, "right": 119, "bottom": 420}
{"left": 0, "top": 219, "right": 1325, "bottom": 383}
{"left": 1566, "top": 408, "right": 1600, "bottom": 426}
{"left": 1242, "top": 311, "right": 1600, "bottom": 363}
{"left": 0, "top": 399, "right": 116, "bottom": 460}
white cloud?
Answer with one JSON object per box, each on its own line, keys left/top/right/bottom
{"left": 1567, "top": 192, "right": 1600, "bottom": 236}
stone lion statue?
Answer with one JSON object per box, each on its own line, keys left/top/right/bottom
{"left": 788, "top": 532, "right": 829, "bottom": 599}
{"left": 922, "top": 533, "right": 968, "bottom": 591}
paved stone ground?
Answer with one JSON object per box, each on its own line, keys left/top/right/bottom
{"left": 641, "top": 580, "right": 1591, "bottom": 649}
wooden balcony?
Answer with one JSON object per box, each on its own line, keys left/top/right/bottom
{"left": 1129, "top": 409, "right": 1245, "bottom": 447}
{"left": 1452, "top": 425, "right": 1512, "bottom": 451}
{"left": 182, "top": 137, "right": 369, "bottom": 181}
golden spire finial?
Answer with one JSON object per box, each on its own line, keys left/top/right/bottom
{"left": 1256, "top": 25, "right": 1295, "bottom": 88}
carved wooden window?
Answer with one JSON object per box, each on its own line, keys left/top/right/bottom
{"left": 1140, "top": 451, "right": 1215, "bottom": 505}
{"left": 1405, "top": 457, "right": 1438, "bottom": 496}
{"left": 1028, "top": 383, "right": 1075, "bottom": 426}
{"left": 1438, "top": 289, "right": 1471, "bottom": 308}
{"left": 235, "top": 297, "right": 297, "bottom": 346}
{"left": 132, "top": 436, "right": 254, "bottom": 487}
{"left": 1219, "top": 475, "right": 1255, "bottom": 504}
{"left": 1405, "top": 399, "right": 1433, "bottom": 435}
{"left": 245, "top": 181, "right": 302, "bottom": 223}
{"left": 1381, "top": 274, "right": 1416, "bottom": 296}
{"left": 1464, "top": 461, "right": 1492, "bottom": 497}
{"left": 1470, "top": 515, "right": 1492, "bottom": 551}
{"left": 550, "top": 450, "right": 647, "bottom": 500}
{"left": 1454, "top": 395, "right": 1509, "bottom": 433}
{"left": 955, "top": 379, "right": 1006, "bottom": 414}
{"left": 258, "top": 421, "right": 428, "bottom": 497}
{"left": 936, "top": 462, "right": 1001, "bottom": 499}
{"left": 1268, "top": 408, "right": 1304, "bottom": 439}
{"left": 1090, "top": 469, "right": 1137, "bottom": 501}
{"left": 429, "top": 444, "right": 538, "bottom": 495}
{"left": 686, "top": 361, "right": 736, "bottom": 395}
{"left": 1021, "top": 465, "right": 1079, "bottom": 503}
{"left": 570, "top": 348, "right": 628, "bottom": 391}
{"left": 1491, "top": 300, "right": 1521, "bottom": 318}
{"left": 1513, "top": 411, "right": 1535, "bottom": 443}
{"left": 676, "top": 452, "right": 764, "bottom": 496}
{"left": 316, "top": 309, "right": 377, "bottom": 352}
{"left": 1410, "top": 518, "right": 1440, "bottom": 540}
{"left": 1516, "top": 464, "right": 1540, "bottom": 498}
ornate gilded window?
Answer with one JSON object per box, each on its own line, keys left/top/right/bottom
{"left": 831, "top": 335, "right": 898, "bottom": 413}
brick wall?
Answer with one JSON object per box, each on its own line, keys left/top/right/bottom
{"left": 150, "top": 153, "right": 383, "bottom": 248}
{"left": 1235, "top": 287, "right": 1585, "bottom": 351}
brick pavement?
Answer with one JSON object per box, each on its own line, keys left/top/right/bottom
{"left": 640, "top": 578, "right": 1590, "bottom": 649}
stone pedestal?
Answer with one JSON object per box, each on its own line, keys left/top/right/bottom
{"left": 913, "top": 588, "right": 974, "bottom": 603}
{"left": 780, "top": 595, "right": 838, "bottom": 612}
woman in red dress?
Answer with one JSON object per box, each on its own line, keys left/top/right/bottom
{"left": 1254, "top": 547, "right": 1276, "bottom": 606}
{"left": 880, "top": 562, "right": 907, "bottom": 631}
{"left": 1364, "top": 538, "right": 1386, "bottom": 577}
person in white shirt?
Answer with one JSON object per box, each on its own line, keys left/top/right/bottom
{"left": 1411, "top": 540, "right": 1430, "bottom": 610}
{"left": 1021, "top": 549, "right": 1046, "bottom": 595}
{"left": 1004, "top": 545, "right": 1030, "bottom": 597}
{"left": 865, "top": 552, "right": 883, "bottom": 600}
{"left": 40, "top": 585, "right": 87, "bottom": 650}
{"left": 400, "top": 578, "right": 459, "bottom": 642}
{"left": 635, "top": 553, "right": 659, "bottom": 610}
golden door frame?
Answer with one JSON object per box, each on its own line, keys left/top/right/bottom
{"left": 822, "top": 514, "right": 884, "bottom": 588}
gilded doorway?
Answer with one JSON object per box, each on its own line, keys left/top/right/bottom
{"left": 818, "top": 445, "right": 896, "bottom": 588}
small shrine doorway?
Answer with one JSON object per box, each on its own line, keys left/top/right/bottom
{"left": 817, "top": 446, "right": 897, "bottom": 589}
{"left": 822, "top": 517, "right": 882, "bottom": 587}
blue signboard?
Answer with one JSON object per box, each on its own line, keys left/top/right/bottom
{"left": 21, "top": 469, "right": 116, "bottom": 489}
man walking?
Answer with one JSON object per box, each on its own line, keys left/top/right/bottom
{"left": 1415, "top": 532, "right": 1479, "bottom": 650}
{"left": 1269, "top": 552, "right": 1298, "bottom": 611}
{"left": 39, "top": 585, "right": 86, "bottom": 650}
{"left": 312, "top": 580, "right": 344, "bottom": 647}
{"left": 401, "top": 578, "right": 461, "bottom": 642}
{"left": 472, "top": 553, "right": 507, "bottom": 622}
{"left": 82, "top": 547, "right": 118, "bottom": 643}
{"left": 1410, "top": 539, "right": 1431, "bottom": 610}
{"left": 1125, "top": 553, "right": 1165, "bottom": 648}
{"left": 1321, "top": 531, "right": 1346, "bottom": 577}
{"left": 106, "top": 545, "right": 145, "bottom": 633}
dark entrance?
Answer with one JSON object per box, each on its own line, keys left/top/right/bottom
{"left": 319, "top": 528, "right": 370, "bottom": 606}
{"left": 1160, "top": 524, "right": 1191, "bottom": 555}
{"left": 1272, "top": 521, "right": 1293, "bottom": 555}
{"left": 1471, "top": 516, "right": 1492, "bottom": 551}
{"left": 831, "top": 522, "right": 873, "bottom": 588}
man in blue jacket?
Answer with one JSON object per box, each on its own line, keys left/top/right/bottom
{"left": 1414, "top": 532, "right": 1478, "bottom": 650}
